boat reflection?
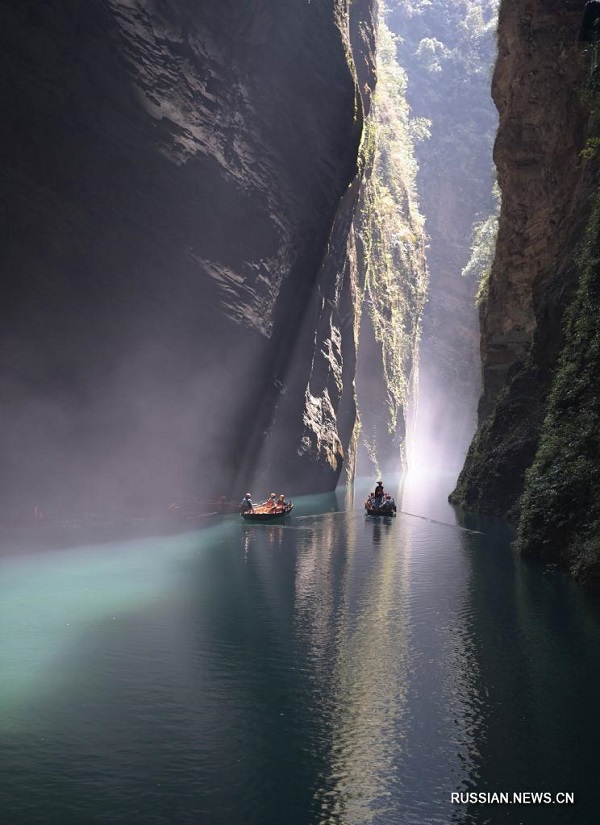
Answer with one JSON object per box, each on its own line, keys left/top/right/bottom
{"left": 369, "top": 515, "right": 394, "bottom": 546}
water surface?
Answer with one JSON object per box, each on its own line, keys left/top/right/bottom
{"left": 1, "top": 477, "right": 599, "bottom": 824}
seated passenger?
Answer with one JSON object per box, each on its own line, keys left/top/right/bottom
{"left": 240, "top": 493, "right": 254, "bottom": 512}
{"left": 277, "top": 494, "right": 286, "bottom": 511}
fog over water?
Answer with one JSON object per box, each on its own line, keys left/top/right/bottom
{"left": 1, "top": 315, "right": 266, "bottom": 514}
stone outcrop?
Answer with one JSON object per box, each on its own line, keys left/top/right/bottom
{"left": 451, "top": 0, "right": 590, "bottom": 518}
{"left": 0, "top": 0, "right": 376, "bottom": 514}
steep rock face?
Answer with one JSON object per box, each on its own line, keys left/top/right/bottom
{"left": 353, "top": 13, "right": 428, "bottom": 481}
{"left": 516, "top": 190, "right": 600, "bottom": 583}
{"left": 451, "top": 0, "right": 589, "bottom": 516}
{"left": 0, "top": 0, "right": 375, "bottom": 513}
{"left": 234, "top": 0, "right": 377, "bottom": 495}
{"left": 481, "top": 0, "right": 588, "bottom": 419}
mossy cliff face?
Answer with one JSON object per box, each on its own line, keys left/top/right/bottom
{"left": 451, "top": 0, "right": 589, "bottom": 519}
{"left": 354, "top": 14, "right": 428, "bottom": 479}
{"left": 0, "top": 0, "right": 376, "bottom": 511}
{"left": 516, "top": 193, "right": 600, "bottom": 584}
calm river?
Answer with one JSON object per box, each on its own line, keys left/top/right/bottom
{"left": 1, "top": 472, "right": 599, "bottom": 824}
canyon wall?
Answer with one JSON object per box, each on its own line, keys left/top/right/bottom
{"left": 451, "top": 0, "right": 600, "bottom": 582}
{"left": 354, "top": 14, "right": 428, "bottom": 481}
{"left": 0, "top": 0, "right": 377, "bottom": 514}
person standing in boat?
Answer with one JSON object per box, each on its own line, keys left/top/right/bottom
{"left": 374, "top": 480, "right": 384, "bottom": 505}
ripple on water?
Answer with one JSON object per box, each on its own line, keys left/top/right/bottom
{"left": 1, "top": 499, "right": 600, "bottom": 824}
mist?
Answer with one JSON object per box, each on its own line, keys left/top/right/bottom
{"left": 0, "top": 0, "right": 499, "bottom": 527}
{"left": 385, "top": 0, "right": 498, "bottom": 487}
{"left": 0, "top": 0, "right": 367, "bottom": 523}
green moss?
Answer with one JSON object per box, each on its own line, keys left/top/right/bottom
{"left": 516, "top": 193, "right": 600, "bottom": 580}
{"left": 578, "top": 71, "right": 600, "bottom": 158}
{"left": 358, "top": 12, "right": 428, "bottom": 436}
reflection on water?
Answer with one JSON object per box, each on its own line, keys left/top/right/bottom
{"left": 311, "top": 516, "right": 411, "bottom": 824}
{"left": 1, "top": 484, "right": 600, "bottom": 824}
{"left": 242, "top": 524, "right": 286, "bottom": 557}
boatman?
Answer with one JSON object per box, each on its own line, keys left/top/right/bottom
{"left": 374, "top": 480, "right": 384, "bottom": 503}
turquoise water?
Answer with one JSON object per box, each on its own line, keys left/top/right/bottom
{"left": 1, "top": 476, "right": 599, "bottom": 824}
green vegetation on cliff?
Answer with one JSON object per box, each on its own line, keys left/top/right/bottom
{"left": 388, "top": 0, "right": 499, "bottom": 243}
{"left": 356, "top": 10, "right": 428, "bottom": 470}
{"left": 517, "top": 195, "right": 600, "bottom": 583}
{"left": 381, "top": 0, "right": 499, "bottom": 471}
{"left": 461, "top": 183, "right": 500, "bottom": 306}
{"left": 356, "top": 1, "right": 499, "bottom": 475}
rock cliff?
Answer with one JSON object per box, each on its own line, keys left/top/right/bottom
{"left": 354, "top": 14, "right": 428, "bottom": 480}
{"left": 451, "top": 0, "right": 600, "bottom": 582}
{"left": 0, "top": 0, "right": 378, "bottom": 514}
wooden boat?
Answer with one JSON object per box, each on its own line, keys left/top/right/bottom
{"left": 241, "top": 502, "right": 294, "bottom": 521}
{"left": 365, "top": 501, "right": 396, "bottom": 517}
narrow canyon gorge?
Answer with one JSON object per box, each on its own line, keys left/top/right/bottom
{"left": 2, "top": 0, "right": 600, "bottom": 583}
